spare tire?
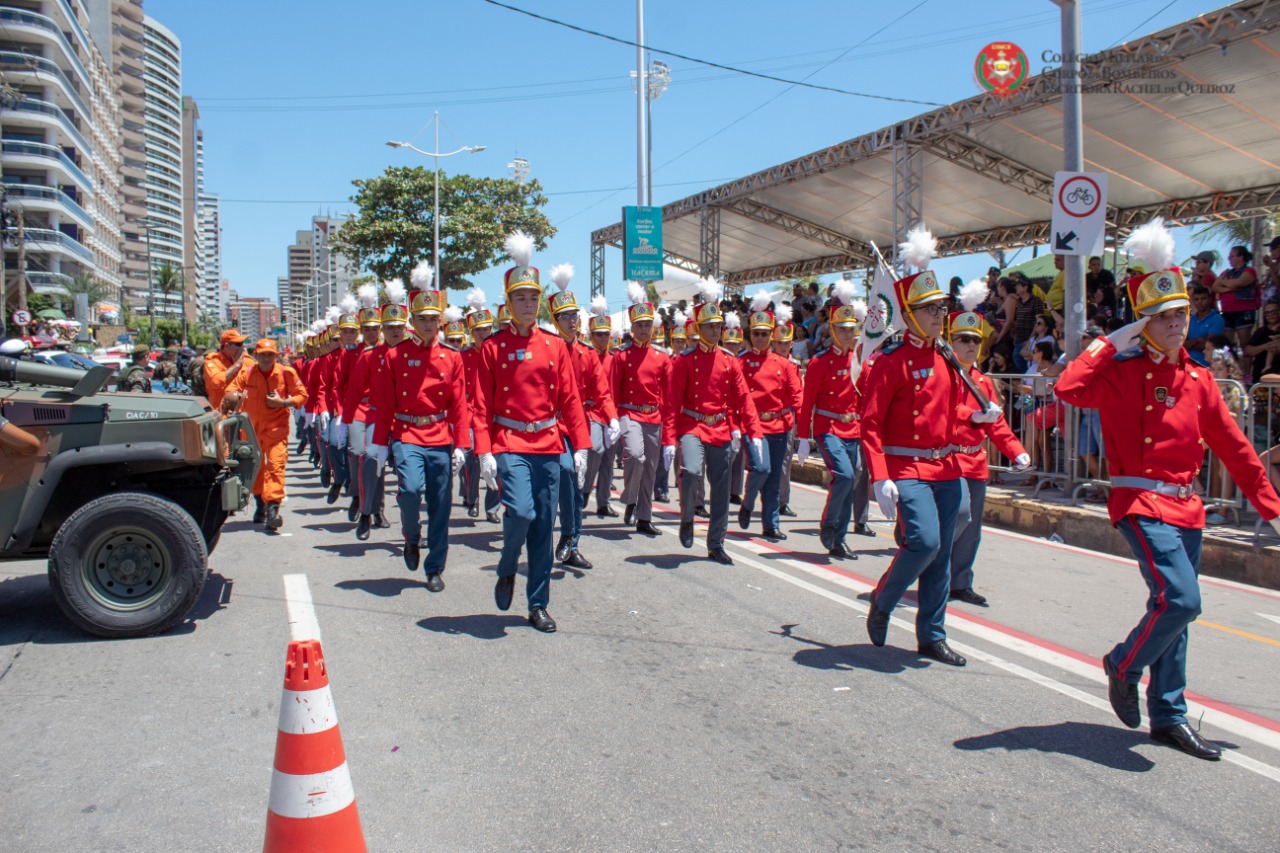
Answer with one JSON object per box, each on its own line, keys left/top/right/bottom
{"left": 48, "top": 492, "right": 208, "bottom": 638}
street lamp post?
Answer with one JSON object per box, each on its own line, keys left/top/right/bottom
{"left": 138, "top": 218, "right": 160, "bottom": 347}
{"left": 387, "top": 115, "right": 485, "bottom": 288}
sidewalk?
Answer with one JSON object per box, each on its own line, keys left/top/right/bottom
{"left": 790, "top": 459, "right": 1280, "bottom": 591}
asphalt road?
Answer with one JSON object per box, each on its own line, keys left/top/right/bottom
{"left": 3, "top": 445, "right": 1280, "bottom": 852}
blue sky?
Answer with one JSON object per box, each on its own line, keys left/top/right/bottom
{"left": 147, "top": 0, "right": 1227, "bottom": 308}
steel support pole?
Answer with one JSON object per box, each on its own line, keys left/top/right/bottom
{"left": 145, "top": 225, "right": 155, "bottom": 347}
{"left": 699, "top": 206, "right": 721, "bottom": 279}
{"left": 635, "top": 0, "right": 648, "bottom": 207}
{"left": 1057, "top": 0, "right": 1085, "bottom": 491}
{"left": 433, "top": 111, "right": 441, "bottom": 287}
{"left": 590, "top": 241, "right": 605, "bottom": 300}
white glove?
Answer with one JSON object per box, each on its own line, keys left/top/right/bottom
{"left": 335, "top": 421, "right": 349, "bottom": 445}
{"left": 797, "top": 438, "right": 811, "bottom": 465}
{"left": 574, "top": 448, "right": 589, "bottom": 490}
{"left": 970, "top": 404, "right": 1002, "bottom": 424}
{"left": 452, "top": 447, "right": 465, "bottom": 477}
{"left": 318, "top": 411, "right": 330, "bottom": 430}
{"left": 750, "top": 437, "right": 764, "bottom": 462}
{"left": 1270, "top": 517, "right": 1280, "bottom": 539}
{"left": 605, "top": 418, "right": 621, "bottom": 448}
{"left": 1106, "top": 316, "right": 1150, "bottom": 353}
{"left": 370, "top": 443, "right": 389, "bottom": 466}
{"left": 730, "top": 429, "right": 742, "bottom": 453}
{"left": 480, "top": 453, "right": 498, "bottom": 490}
{"left": 303, "top": 412, "right": 315, "bottom": 427}
{"left": 662, "top": 445, "right": 676, "bottom": 470}
{"left": 1013, "top": 452, "right": 1032, "bottom": 472}
{"left": 874, "top": 479, "right": 899, "bottom": 521}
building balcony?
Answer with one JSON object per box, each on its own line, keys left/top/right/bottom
{"left": 0, "top": 94, "right": 91, "bottom": 155}
{"left": 16, "top": 227, "right": 95, "bottom": 264}
{"left": 25, "top": 270, "right": 75, "bottom": 294}
{"left": 0, "top": 9, "right": 90, "bottom": 89}
{"left": 0, "top": 51, "right": 92, "bottom": 122}
{"left": 1, "top": 140, "right": 93, "bottom": 192}
{"left": 3, "top": 182, "right": 93, "bottom": 229}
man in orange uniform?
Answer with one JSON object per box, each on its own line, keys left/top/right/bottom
{"left": 229, "top": 338, "right": 307, "bottom": 530}
{"left": 341, "top": 285, "right": 385, "bottom": 538}
{"left": 945, "top": 310, "right": 1030, "bottom": 607}
{"left": 662, "top": 285, "right": 763, "bottom": 565}
{"left": 547, "top": 264, "right": 617, "bottom": 571}
{"left": 738, "top": 303, "right": 802, "bottom": 541}
{"left": 797, "top": 291, "right": 865, "bottom": 559}
{"left": 460, "top": 293, "right": 499, "bottom": 522}
{"left": 862, "top": 240, "right": 971, "bottom": 667}
{"left": 203, "top": 328, "right": 247, "bottom": 411}
{"left": 473, "top": 234, "right": 591, "bottom": 632}
{"left": 370, "top": 276, "right": 470, "bottom": 590}
{"left": 1056, "top": 220, "right": 1280, "bottom": 760}
{"left": 612, "top": 291, "right": 671, "bottom": 536}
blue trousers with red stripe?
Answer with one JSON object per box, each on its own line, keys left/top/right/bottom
{"left": 1111, "top": 516, "right": 1203, "bottom": 729}
{"left": 872, "top": 478, "right": 962, "bottom": 644}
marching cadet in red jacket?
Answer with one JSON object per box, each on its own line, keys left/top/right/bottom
{"left": 612, "top": 286, "right": 671, "bottom": 536}
{"left": 662, "top": 278, "right": 763, "bottom": 565}
{"left": 945, "top": 303, "right": 1030, "bottom": 607}
{"left": 293, "top": 336, "right": 315, "bottom": 457}
{"left": 460, "top": 288, "right": 499, "bottom": 523}
{"left": 330, "top": 294, "right": 364, "bottom": 513}
{"left": 737, "top": 294, "right": 802, "bottom": 541}
{"left": 369, "top": 265, "right": 470, "bottom": 590}
{"left": 1056, "top": 219, "right": 1280, "bottom": 761}
{"left": 547, "top": 263, "right": 618, "bottom": 571}
{"left": 862, "top": 229, "right": 971, "bottom": 667}
{"left": 473, "top": 233, "right": 592, "bottom": 633}
{"left": 771, "top": 305, "right": 802, "bottom": 518}
{"left": 341, "top": 284, "right": 386, "bottom": 539}
{"left": 359, "top": 281, "right": 408, "bottom": 537}
{"left": 584, "top": 295, "right": 622, "bottom": 518}
{"left": 313, "top": 317, "right": 343, "bottom": 489}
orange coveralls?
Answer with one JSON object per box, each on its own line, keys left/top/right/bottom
{"left": 231, "top": 362, "right": 308, "bottom": 503}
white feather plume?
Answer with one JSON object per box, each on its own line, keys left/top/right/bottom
{"left": 695, "top": 275, "right": 723, "bottom": 305}
{"left": 673, "top": 309, "right": 687, "bottom": 327}
{"left": 750, "top": 288, "right": 774, "bottom": 313}
{"left": 443, "top": 304, "right": 463, "bottom": 324}
{"left": 611, "top": 325, "right": 624, "bottom": 341}
{"left": 466, "top": 287, "right": 488, "bottom": 312}
{"left": 325, "top": 305, "right": 342, "bottom": 325}
{"left": 504, "top": 231, "right": 535, "bottom": 267}
{"left": 339, "top": 293, "right": 359, "bottom": 315}
{"left": 774, "top": 302, "right": 793, "bottom": 325}
{"left": 549, "top": 263, "right": 574, "bottom": 292}
{"left": 725, "top": 312, "right": 742, "bottom": 331}
{"left": 833, "top": 278, "right": 857, "bottom": 306}
{"left": 627, "top": 280, "right": 648, "bottom": 305}
{"left": 1123, "top": 217, "right": 1176, "bottom": 272}
{"left": 310, "top": 320, "right": 326, "bottom": 335}
{"left": 384, "top": 278, "right": 406, "bottom": 305}
{"left": 960, "top": 278, "right": 989, "bottom": 312}
{"left": 590, "top": 294, "right": 609, "bottom": 317}
{"left": 852, "top": 299, "right": 868, "bottom": 321}
{"left": 900, "top": 225, "right": 937, "bottom": 270}
{"left": 410, "top": 260, "right": 434, "bottom": 289}
{"left": 538, "top": 320, "right": 557, "bottom": 334}
{"left": 295, "top": 332, "right": 305, "bottom": 344}
{"left": 357, "top": 282, "right": 379, "bottom": 309}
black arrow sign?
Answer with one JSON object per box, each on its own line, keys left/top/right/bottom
{"left": 1054, "top": 230, "right": 1078, "bottom": 251}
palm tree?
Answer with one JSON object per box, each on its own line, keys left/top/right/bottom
{"left": 1192, "top": 214, "right": 1278, "bottom": 250}
{"left": 57, "top": 271, "right": 110, "bottom": 318}
{"left": 153, "top": 262, "right": 181, "bottom": 319}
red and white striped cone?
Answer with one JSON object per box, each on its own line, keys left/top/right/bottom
{"left": 263, "top": 639, "right": 366, "bottom": 853}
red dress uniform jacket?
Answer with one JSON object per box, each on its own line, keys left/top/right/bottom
{"left": 314, "top": 350, "right": 340, "bottom": 416}
{"left": 954, "top": 368, "right": 1025, "bottom": 480}
{"left": 364, "top": 343, "right": 393, "bottom": 444}
{"left": 662, "top": 344, "right": 762, "bottom": 446}
{"left": 741, "top": 349, "right": 803, "bottom": 435}
{"left": 565, "top": 338, "right": 618, "bottom": 428}
{"left": 340, "top": 346, "right": 378, "bottom": 426}
{"left": 798, "top": 346, "right": 862, "bottom": 441}
{"left": 1055, "top": 338, "right": 1280, "bottom": 527}
{"left": 331, "top": 345, "right": 361, "bottom": 422}
{"left": 610, "top": 342, "right": 671, "bottom": 426}
{"left": 302, "top": 357, "right": 323, "bottom": 414}
{"left": 370, "top": 338, "right": 471, "bottom": 450}
{"left": 472, "top": 326, "right": 591, "bottom": 456}
{"left": 860, "top": 334, "right": 963, "bottom": 483}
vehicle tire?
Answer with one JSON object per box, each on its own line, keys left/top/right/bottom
{"left": 47, "top": 492, "right": 209, "bottom": 639}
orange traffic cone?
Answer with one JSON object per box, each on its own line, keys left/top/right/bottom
{"left": 263, "top": 639, "right": 366, "bottom": 853}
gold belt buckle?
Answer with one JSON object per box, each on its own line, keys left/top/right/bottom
{"left": 840, "top": 413, "right": 852, "bottom": 423}
{"left": 525, "top": 422, "right": 536, "bottom": 433}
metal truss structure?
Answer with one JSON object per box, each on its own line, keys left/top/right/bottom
{"left": 590, "top": 1, "right": 1280, "bottom": 295}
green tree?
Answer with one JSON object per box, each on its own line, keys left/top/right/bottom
{"left": 54, "top": 271, "right": 110, "bottom": 316}
{"left": 153, "top": 263, "right": 182, "bottom": 319}
{"left": 1191, "top": 215, "right": 1277, "bottom": 250}
{"left": 331, "top": 167, "right": 555, "bottom": 291}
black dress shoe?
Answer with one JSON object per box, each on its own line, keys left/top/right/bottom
{"left": 1103, "top": 655, "right": 1141, "bottom": 729}
{"left": 624, "top": 503, "right": 637, "bottom": 525}
{"left": 486, "top": 511, "right": 501, "bottom": 524}
{"left": 347, "top": 495, "right": 360, "bottom": 523}
{"left": 1150, "top": 724, "right": 1222, "bottom": 761}
{"left": 355, "top": 515, "right": 371, "bottom": 541}
{"left": 779, "top": 504, "right": 797, "bottom": 517}
{"left": 949, "top": 588, "right": 989, "bottom": 607}
{"left": 918, "top": 640, "right": 967, "bottom": 667}
{"left": 695, "top": 505, "right": 709, "bottom": 518}
{"left": 737, "top": 506, "right": 750, "bottom": 530}
{"left": 320, "top": 468, "right": 331, "bottom": 488}
{"left": 252, "top": 499, "right": 266, "bottom": 525}
{"left": 707, "top": 548, "right": 734, "bottom": 565}
{"left": 374, "top": 513, "right": 391, "bottom": 529}
{"left": 730, "top": 494, "right": 742, "bottom": 505}
{"left": 866, "top": 594, "right": 890, "bottom": 647}
{"left": 425, "top": 572, "right": 445, "bottom": 593}
{"left": 495, "top": 575, "right": 515, "bottom": 611}
{"left": 679, "top": 522, "right": 694, "bottom": 549}
{"left": 326, "top": 482, "right": 342, "bottom": 504}
{"left": 468, "top": 504, "right": 479, "bottom": 518}
{"left": 596, "top": 505, "right": 619, "bottom": 518}
{"left": 819, "top": 527, "right": 835, "bottom": 550}
{"left": 403, "top": 543, "right": 420, "bottom": 572}
{"left": 636, "top": 520, "right": 661, "bottom": 536}
{"left": 563, "top": 550, "right": 593, "bottom": 569}
{"left": 853, "top": 522, "right": 876, "bottom": 537}
{"left": 528, "top": 607, "right": 557, "bottom": 633}
{"left": 554, "top": 536, "right": 572, "bottom": 563}
{"left": 762, "top": 528, "right": 787, "bottom": 541}
{"left": 828, "top": 542, "right": 856, "bottom": 559}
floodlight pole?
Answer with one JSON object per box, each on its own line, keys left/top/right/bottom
{"left": 635, "top": 0, "right": 648, "bottom": 207}
{"left": 1055, "top": 0, "right": 1085, "bottom": 491}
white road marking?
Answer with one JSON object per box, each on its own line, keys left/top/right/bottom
{"left": 1259, "top": 613, "right": 1280, "bottom": 627}
{"left": 283, "top": 573, "right": 322, "bottom": 643}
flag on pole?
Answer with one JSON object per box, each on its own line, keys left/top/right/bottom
{"left": 850, "top": 242, "right": 899, "bottom": 382}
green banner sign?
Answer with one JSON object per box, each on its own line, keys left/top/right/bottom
{"left": 623, "top": 206, "right": 663, "bottom": 281}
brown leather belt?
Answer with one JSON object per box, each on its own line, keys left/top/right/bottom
{"left": 759, "top": 407, "right": 794, "bottom": 421}
{"left": 815, "top": 408, "right": 858, "bottom": 423}
{"left": 682, "top": 407, "right": 726, "bottom": 425}
{"left": 621, "top": 403, "right": 658, "bottom": 414}
{"left": 395, "top": 411, "right": 447, "bottom": 426}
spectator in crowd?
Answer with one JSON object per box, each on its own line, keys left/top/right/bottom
{"left": 1214, "top": 244, "right": 1261, "bottom": 360}
{"left": 1185, "top": 285, "right": 1225, "bottom": 367}
{"left": 1191, "top": 250, "right": 1217, "bottom": 290}
{"left": 1087, "top": 287, "right": 1114, "bottom": 326}
{"left": 1046, "top": 254, "right": 1066, "bottom": 327}
{"left": 987, "top": 265, "right": 1001, "bottom": 291}
{"left": 790, "top": 322, "right": 811, "bottom": 365}
{"left": 948, "top": 275, "right": 964, "bottom": 305}
{"left": 989, "top": 278, "right": 1019, "bottom": 352}
{"left": 1205, "top": 347, "right": 1247, "bottom": 522}
{"left": 1244, "top": 301, "right": 1280, "bottom": 381}
{"left": 1019, "top": 314, "right": 1056, "bottom": 367}
{"left": 1011, "top": 276, "right": 1046, "bottom": 373}
{"left": 1086, "top": 256, "right": 1118, "bottom": 312}
{"left": 1263, "top": 236, "right": 1280, "bottom": 305}
{"left": 1018, "top": 340, "right": 1060, "bottom": 484}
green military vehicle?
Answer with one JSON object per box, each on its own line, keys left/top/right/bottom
{"left": 0, "top": 356, "right": 261, "bottom": 638}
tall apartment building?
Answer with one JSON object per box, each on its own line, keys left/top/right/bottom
{"left": 139, "top": 14, "right": 184, "bottom": 320}
{"left": 0, "top": 0, "right": 124, "bottom": 317}
{"left": 199, "top": 191, "right": 221, "bottom": 320}
{"left": 227, "top": 296, "right": 278, "bottom": 343}
{"left": 279, "top": 215, "right": 356, "bottom": 328}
